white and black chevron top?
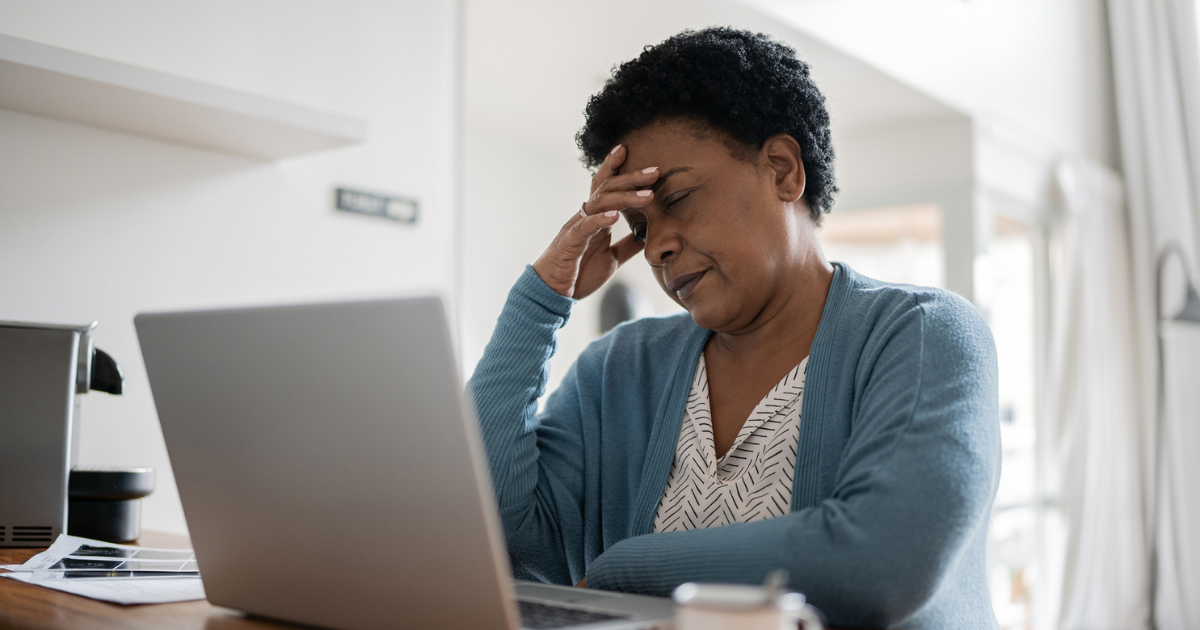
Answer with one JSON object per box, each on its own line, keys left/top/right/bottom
{"left": 652, "top": 353, "right": 808, "bottom": 533}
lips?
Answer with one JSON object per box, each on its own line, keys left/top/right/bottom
{"left": 666, "top": 270, "right": 707, "bottom": 300}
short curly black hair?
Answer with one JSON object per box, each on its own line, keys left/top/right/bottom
{"left": 577, "top": 27, "right": 837, "bottom": 221}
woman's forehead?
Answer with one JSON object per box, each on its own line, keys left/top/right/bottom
{"left": 617, "top": 120, "right": 746, "bottom": 174}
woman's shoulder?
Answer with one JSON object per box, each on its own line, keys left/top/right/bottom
{"left": 824, "top": 266, "right": 998, "bottom": 431}
{"left": 836, "top": 264, "right": 986, "bottom": 327}
{"left": 828, "top": 264, "right": 994, "bottom": 358}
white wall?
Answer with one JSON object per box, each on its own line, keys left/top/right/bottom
{"left": 747, "top": 0, "right": 1118, "bottom": 169}
{"left": 0, "top": 0, "right": 461, "bottom": 535}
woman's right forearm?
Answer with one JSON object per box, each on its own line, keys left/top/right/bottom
{"left": 467, "top": 265, "right": 574, "bottom": 509}
{"left": 468, "top": 266, "right": 595, "bottom": 585}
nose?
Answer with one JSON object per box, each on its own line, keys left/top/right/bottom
{"left": 642, "top": 222, "right": 680, "bottom": 266}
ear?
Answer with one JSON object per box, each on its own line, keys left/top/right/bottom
{"left": 762, "top": 134, "right": 806, "bottom": 203}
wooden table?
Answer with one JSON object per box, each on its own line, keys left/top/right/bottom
{"left": 0, "top": 531, "right": 290, "bottom": 630}
{"left": 2, "top": 533, "right": 848, "bottom": 630}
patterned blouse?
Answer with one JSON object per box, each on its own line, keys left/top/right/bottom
{"left": 652, "top": 353, "right": 808, "bottom": 532}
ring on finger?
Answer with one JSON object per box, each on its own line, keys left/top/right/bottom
{"left": 578, "top": 203, "right": 588, "bottom": 219}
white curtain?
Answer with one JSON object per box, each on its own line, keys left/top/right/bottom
{"left": 1048, "top": 160, "right": 1149, "bottom": 630}
{"left": 1157, "top": 322, "right": 1200, "bottom": 628}
{"left": 1094, "top": 1, "right": 1200, "bottom": 629}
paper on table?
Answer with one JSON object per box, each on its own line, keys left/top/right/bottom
{"left": 6, "top": 534, "right": 196, "bottom": 571}
{"left": 2, "top": 571, "right": 206, "bottom": 605}
{"left": 0, "top": 534, "right": 205, "bottom": 605}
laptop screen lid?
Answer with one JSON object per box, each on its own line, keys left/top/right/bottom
{"left": 135, "top": 297, "right": 520, "bottom": 630}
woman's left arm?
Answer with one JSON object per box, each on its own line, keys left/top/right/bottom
{"left": 584, "top": 293, "right": 1001, "bottom": 628}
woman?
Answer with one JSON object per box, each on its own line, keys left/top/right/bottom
{"left": 468, "top": 28, "right": 1000, "bottom": 629}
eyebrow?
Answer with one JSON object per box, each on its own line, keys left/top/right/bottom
{"left": 650, "top": 167, "right": 694, "bottom": 193}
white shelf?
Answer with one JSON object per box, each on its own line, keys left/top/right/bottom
{"left": 0, "top": 33, "right": 366, "bottom": 159}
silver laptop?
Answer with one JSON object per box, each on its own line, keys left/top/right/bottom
{"left": 135, "top": 297, "right": 674, "bottom": 630}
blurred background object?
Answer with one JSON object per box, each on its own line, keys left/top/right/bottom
{"left": 0, "top": 320, "right": 127, "bottom": 547}
{"left": 599, "top": 282, "right": 651, "bottom": 334}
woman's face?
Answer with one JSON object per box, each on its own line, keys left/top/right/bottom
{"left": 616, "top": 119, "right": 814, "bottom": 334}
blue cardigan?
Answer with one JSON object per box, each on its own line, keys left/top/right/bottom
{"left": 468, "top": 263, "right": 1000, "bottom": 629}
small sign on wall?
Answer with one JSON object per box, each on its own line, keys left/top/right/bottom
{"left": 335, "top": 187, "right": 418, "bottom": 223}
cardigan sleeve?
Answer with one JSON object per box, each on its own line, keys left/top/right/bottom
{"left": 465, "top": 265, "right": 592, "bottom": 585}
{"left": 584, "top": 292, "right": 1001, "bottom": 628}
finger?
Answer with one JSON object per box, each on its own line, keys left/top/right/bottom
{"left": 566, "top": 210, "right": 622, "bottom": 248}
{"left": 585, "top": 189, "right": 654, "bottom": 215}
{"left": 590, "top": 144, "right": 626, "bottom": 190}
{"left": 612, "top": 232, "right": 646, "bottom": 266}
{"left": 591, "top": 166, "right": 660, "bottom": 199}
{"left": 554, "top": 209, "right": 618, "bottom": 257}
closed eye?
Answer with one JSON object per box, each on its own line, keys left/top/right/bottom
{"left": 664, "top": 188, "right": 694, "bottom": 208}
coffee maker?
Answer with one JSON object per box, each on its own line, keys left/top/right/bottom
{"left": 0, "top": 320, "right": 123, "bottom": 547}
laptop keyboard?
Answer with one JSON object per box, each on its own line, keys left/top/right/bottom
{"left": 518, "top": 599, "right": 630, "bottom": 629}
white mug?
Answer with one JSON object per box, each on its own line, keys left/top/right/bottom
{"left": 672, "top": 581, "right": 825, "bottom": 630}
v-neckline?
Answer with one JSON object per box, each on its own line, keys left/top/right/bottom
{"left": 686, "top": 353, "right": 809, "bottom": 476}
